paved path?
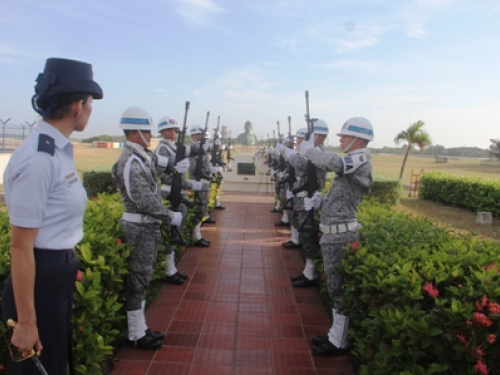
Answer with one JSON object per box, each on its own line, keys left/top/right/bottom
{"left": 111, "top": 192, "right": 356, "bottom": 375}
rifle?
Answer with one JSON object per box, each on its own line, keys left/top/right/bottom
{"left": 277, "top": 120, "right": 286, "bottom": 181}
{"left": 282, "top": 115, "right": 296, "bottom": 210}
{"left": 292, "top": 90, "right": 318, "bottom": 232}
{"left": 226, "top": 131, "right": 234, "bottom": 172}
{"left": 211, "top": 115, "right": 225, "bottom": 185}
{"left": 194, "top": 111, "right": 212, "bottom": 204}
{"left": 169, "top": 101, "right": 190, "bottom": 245}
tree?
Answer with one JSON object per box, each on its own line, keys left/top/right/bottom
{"left": 489, "top": 139, "right": 500, "bottom": 160}
{"left": 394, "top": 120, "right": 432, "bottom": 180}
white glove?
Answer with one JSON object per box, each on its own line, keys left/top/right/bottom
{"left": 286, "top": 189, "right": 294, "bottom": 200}
{"left": 220, "top": 145, "right": 226, "bottom": 151}
{"left": 210, "top": 166, "right": 220, "bottom": 174}
{"left": 174, "top": 158, "right": 190, "bottom": 173}
{"left": 202, "top": 143, "right": 210, "bottom": 152}
{"left": 215, "top": 138, "right": 222, "bottom": 147}
{"left": 299, "top": 134, "right": 315, "bottom": 154}
{"left": 191, "top": 180, "right": 203, "bottom": 191}
{"left": 226, "top": 163, "right": 232, "bottom": 172}
{"left": 170, "top": 211, "right": 182, "bottom": 227}
{"left": 264, "top": 147, "right": 273, "bottom": 155}
{"left": 275, "top": 142, "right": 285, "bottom": 152}
{"left": 283, "top": 147, "right": 295, "bottom": 160}
{"left": 278, "top": 171, "right": 284, "bottom": 179}
{"left": 304, "top": 195, "right": 322, "bottom": 211}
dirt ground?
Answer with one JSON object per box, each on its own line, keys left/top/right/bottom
{"left": 396, "top": 197, "right": 500, "bottom": 242}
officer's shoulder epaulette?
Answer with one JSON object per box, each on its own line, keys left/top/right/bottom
{"left": 37, "top": 134, "right": 55, "bottom": 156}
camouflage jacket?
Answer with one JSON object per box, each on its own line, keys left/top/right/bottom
{"left": 288, "top": 145, "right": 327, "bottom": 192}
{"left": 188, "top": 141, "right": 211, "bottom": 181}
{"left": 112, "top": 141, "right": 174, "bottom": 223}
{"left": 155, "top": 138, "right": 193, "bottom": 190}
{"left": 305, "top": 147, "right": 373, "bottom": 226}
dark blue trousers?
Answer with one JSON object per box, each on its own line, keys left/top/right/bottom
{"left": 2, "top": 249, "right": 78, "bottom": 375}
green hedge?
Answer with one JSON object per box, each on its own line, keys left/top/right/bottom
{"left": 420, "top": 172, "right": 500, "bottom": 217}
{"left": 340, "top": 199, "right": 500, "bottom": 375}
{"left": 366, "top": 179, "right": 401, "bottom": 206}
{"left": 82, "top": 169, "right": 117, "bottom": 198}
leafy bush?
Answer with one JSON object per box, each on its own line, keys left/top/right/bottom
{"left": 420, "top": 172, "right": 500, "bottom": 217}
{"left": 340, "top": 199, "right": 500, "bottom": 375}
{"left": 366, "top": 179, "right": 401, "bottom": 206}
{"left": 82, "top": 169, "right": 117, "bottom": 198}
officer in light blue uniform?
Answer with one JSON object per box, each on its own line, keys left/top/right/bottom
{"left": 2, "top": 58, "right": 102, "bottom": 375}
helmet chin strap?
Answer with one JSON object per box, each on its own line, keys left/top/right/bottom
{"left": 138, "top": 131, "right": 150, "bottom": 148}
{"left": 342, "top": 137, "right": 357, "bottom": 153}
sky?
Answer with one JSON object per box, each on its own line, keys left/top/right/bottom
{"left": 1, "top": 0, "right": 499, "bottom": 149}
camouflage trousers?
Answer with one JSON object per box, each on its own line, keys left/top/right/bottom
{"left": 164, "top": 202, "right": 188, "bottom": 256}
{"left": 319, "top": 230, "right": 359, "bottom": 311}
{"left": 193, "top": 190, "right": 208, "bottom": 225}
{"left": 122, "top": 222, "right": 161, "bottom": 311}
{"left": 298, "top": 210, "right": 320, "bottom": 260}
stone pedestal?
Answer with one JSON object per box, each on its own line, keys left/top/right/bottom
{"left": 476, "top": 212, "right": 492, "bottom": 225}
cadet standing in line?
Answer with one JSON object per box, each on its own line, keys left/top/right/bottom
{"left": 274, "top": 136, "right": 293, "bottom": 227}
{"left": 284, "top": 120, "right": 328, "bottom": 288}
{"left": 302, "top": 117, "right": 374, "bottom": 356}
{"left": 188, "top": 125, "right": 212, "bottom": 247}
{"left": 281, "top": 127, "right": 306, "bottom": 249}
{"left": 155, "top": 116, "right": 206, "bottom": 284}
{"left": 112, "top": 107, "right": 187, "bottom": 350}
{"left": 210, "top": 128, "right": 226, "bottom": 210}
{"left": 2, "top": 57, "right": 102, "bottom": 375}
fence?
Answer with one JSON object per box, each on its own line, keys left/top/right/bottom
{"left": 0, "top": 118, "right": 35, "bottom": 153}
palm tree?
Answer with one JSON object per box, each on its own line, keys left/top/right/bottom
{"left": 394, "top": 120, "right": 432, "bottom": 180}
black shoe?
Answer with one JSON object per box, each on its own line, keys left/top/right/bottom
{"left": 270, "top": 208, "right": 280, "bottom": 213}
{"left": 146, "top": 328, "right": 165, "bottom": 341}
{"left": 312, "top": 335, "right": 329, "bottom": 345}
{"left": 175, "top": 271, "right": 188, "bottom": 280}
{"left": 193, "top": 239, "right": 210, "bottom": 247}
{"left": 164, "top": 274, "right": 185, "bottom": 285}
{"left": 275, "top": 220, "right": 289, "bottom": 227}
{"left": 204, "top": 218, "right": 216, "bottom": 224}
{"left": 312, "top": 341, "right": 349, "bottom": 357}
{"left": 127, "top": 335, "right": 162, "bottom": 350}
{"left": 293, "top": 277, "right": 318, "bottom": 288}
{"left": 214, "top": 205, "right": 225, "bottom": 210}
{"left": 201, "top": 237, "right": 211, "bottom": 244}
{"left": 282, "top": 241, "right": 300, "bottom": 249}
{"left": 290, "top": 273, "right": 306, "bottom": 282}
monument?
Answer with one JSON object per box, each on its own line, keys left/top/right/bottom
{"left": 236, "top": 120, "right": 258, "bottom": 145}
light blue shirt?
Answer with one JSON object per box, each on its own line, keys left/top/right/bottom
{"left": 3, "top": 120, "right": 87, "bottom": 249}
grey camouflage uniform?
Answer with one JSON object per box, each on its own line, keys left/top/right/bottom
{"left": 188, "top": 141, "right": 211, "bottom": 225}
{"left": 305, "top": 147, "right": 373, "bottom": 310}
{"left": 112, "top": 142, "right": 175, "bottom": 311}
{"left": 289, "top": 145, "right": 326, "bottom": 260}
{"left": 155, "top": 138, "right": 194, "bottom": 253}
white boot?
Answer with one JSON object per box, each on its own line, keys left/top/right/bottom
{"left": 192, "top": 223, "right": 202, "bottom": 241}
{"left": 303, "top": 258, "right": 318, "bottom": 281}
{"left": 328, "top": 308, "right": 350, "bottom": 349}
{"left": 290, "top": 226, "right": 299, "bottom": 245}
{"left": 127, "top": 309, "right": 147, "bottom": 341}
{"left": 281, "top": 210, "right": 289, "bottom": 224}
{"left": 165, "top": 252, "right": 178, "bottom": 277}
{"left": 275, "top": 199, "right": 281, "bottom": 211}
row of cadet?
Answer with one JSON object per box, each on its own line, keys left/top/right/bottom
{"left": 112, "top": 105, "right": 228, "bottom": 350}
{"left": 263, "top": 116, "right": 374, "bottom": 357}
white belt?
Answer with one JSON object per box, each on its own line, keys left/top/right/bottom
{"left": 200, "top": 178, "right": 210, "bottom": 184}
{"left": 161, "top": 184, "right": 186, "bottom": 194}
{"left": 296, "top": 191, "right": 307, "bottom": 198}
{"left": 122, "top": 212, "right": 161, "bottom": 224}
{"left": 319, "top": 222, "right": 360, "bottom": 234}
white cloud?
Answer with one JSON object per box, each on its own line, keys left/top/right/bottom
{"left": 171, "top": 0, "right": 225, "bottom": 27}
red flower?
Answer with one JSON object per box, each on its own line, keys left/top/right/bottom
{"left": 350, "top": 240, "right": 360, "bottom": 251}
{"left": 115, "top": 238, "right": 123, "bottom": 245}
{"left": 481, "top": 295, "right": 490, "bottom": 307}
{"left": 91, "top": 197, "right": 98, "bottom": 201}
{"left": 485, "top": 263, "right": 499, "bottom": 273}
{"left": 473, "top": 359, "right": 489, "bottom": 374}
{"left": 487, "top": 334, "right": 496, "bottom": 344}
{"left": 488, "top": 302, "right": 500, "bottom": 314}
{"left": 422, "top": 282, "right": 439, "bottom": 298}
{"left": 473, "top": 345, "right": 485, "bottom": 358}
{"left": 457, "top": 334, "right": 467, "bottom": 343}
{"left": 76, "top": 270, "right": 83, "bottom": 282}
{"left": 475, "top": 300, "right": 484, "bottom": 312}
{"left": 473, "top": 312, "right": 492, "bottom": 327}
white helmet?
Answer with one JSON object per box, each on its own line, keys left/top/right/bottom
{"left": 190, "top": 124, "right": 205, "bottom": 135}
{"left": 312, "top": 119, "right": 329, "bottom": 135}
{"left": 295, "top": 127, "right": 307, "bottom": 139}
{"left": 157, "top": 116, "right": 179, "bottom": 133}
{"left": 205, "top": 132, "right": 210, "bottom": 139}
{"left": 337, "top": 117, "right": 374, "bottom": 141}
{"left": 119, "top": 107, "right": 153, "bottom": 131}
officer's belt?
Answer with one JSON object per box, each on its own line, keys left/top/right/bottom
{"left": 161, "top": 184, "right": 186, "bottom": 194}
{"left": 200, "top": 178, "right": 210, "bottom": 184}
{"left": 295, "top": 191, "right": 308, "bottom": 198}
{"left": 319, "top": 222, "right": 359, "bottom": 234}
{"left": 122, "top": 212, "right": 161, "bottom": 224}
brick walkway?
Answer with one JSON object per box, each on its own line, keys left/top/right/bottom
{"left": 111, "top": 192, "right": 356, "bottom": 375}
